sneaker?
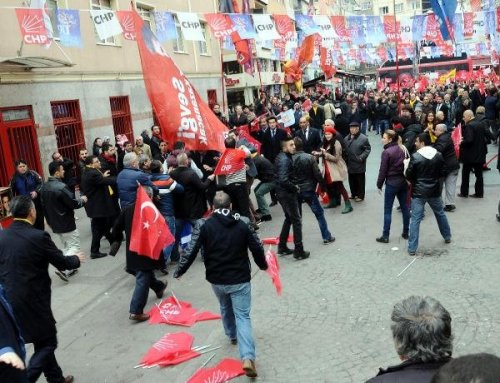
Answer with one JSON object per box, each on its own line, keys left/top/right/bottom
{"left": 293, "top": 249, "right": 310, "bottom": 260}
{"left": 408, "top": 250, "right": 416, "bottom": 256}
{"left": 55, "top": 270, "right": 69, "bottom": 282}
{"left": 242, "top": 359, "right": 258, "bottom": 378}
{"left": 323, "top": 237, "right": 336, "bottom": 245}
{"left": 376, "top": 236, "right": 389, "bottom": 243}
{"left": 277, "top": 246, "right": 293, "bottom": 255}
{"left": 260, "top": 214, "right": 272, "bottom": 222}
{"left": 129, "top": 313, "right": 150, "bottom": 322}
{"left": 444, "top": 205, "right": 456, "bottom": 212}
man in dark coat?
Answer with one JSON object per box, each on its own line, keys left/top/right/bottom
{"left": 434, "top": 124, "right": 460, "bottom": 212}
{"left": 141, "top": 125, "right": 163, "bottom": 160}
{"left": 308, "top": 99, "right": 325, "bottom": 129}
{"left": 110, "top": 186, "right": 166, "bottom": 322}
{"left": 51, "top": 152, "right": 76, "bottom": 195}
{"left": 229, "top": 105, "right": 248, "bottom": 129}
{"left": 81, "top": 155, "right": 120, "bottom": 259}
{"left": 260, "top": 116, "right": 289, "bottom": 164}
{"left": 294, "top": 116, "right": 322, "bottom": 154}
{"left": 366, "top": 296, "right": 452, "bottom": 383}
{"left": 0, "top": 196, "right": 84, "bottom": 383}
{"left": 345, "top": 122, "right": 371, "bottom": 201}
{"left": 458, "top": 110, "right": 487, "bottom": 198}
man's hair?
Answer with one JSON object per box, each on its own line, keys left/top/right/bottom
{"left": 416, "top": 132, "right": 431, "bottom": 146}
{"left": 267, "top": 116, "right": 277, "bottom": 123}
{"left": 463, "top": 109, "right": 474, "bottom": 119}
{"left": 280, "top": 137, "right": 294, "bottom": 149}
{"left": 9, "top": 195, "right": 35, "bottom": 219}
{"left": 123, "top": 152, "right": 138, "bottom": 168}
{"left": 48, "top": 161, "right": 63, "bottom": 176}
{"left": 213, "top": 191, "right": 231, "bottom": 209}
{"left": 149, "top": 160, "right": 163, "bottom": 174}
{"left": 79, "top": 148, "right": 87, "bottom": 154}
{"left": 177, "top": 152, "right": 189, "bottom": 166}
{"left": 435, "top": 124, "right": 447, "bottom": 134}
{"left": 14, "top": 159, "right": 27, "bottom": 167}
{"left": 138, "top": 154, "right": 150, "bottom": 168}
{"left": 391, "top": 296, "right": 453, "bottom": 362}
{"left": 84, "top": 155, "right": 97, "bottom": 165}
{"left": 431, "top": 353, "right": 500, "bottom": 383}
{"left": 294, "top": 137, "right": 304, "bottom": 151}
{"left": 324, "top": 119, "right": 335, "bottom": 126}
{"left": 142, "top": 185, "right": 154, "bottom": 199}
{"left": 173, "top": 141, "right": 185, "bottom": 150}
{"left": 51, "top": 151, "right": 59, "bottom": 160}
{"left": 224, "top": 137, "right": 237, "bottom": 149}
{"left": 101, "top": 142, "right": 113, "bottom": 153}
{"left": 476, "top": 105, "right": 485, "bottom": 114}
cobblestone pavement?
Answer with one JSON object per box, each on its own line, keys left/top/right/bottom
{"left": 36, "top": 136, "right": 500, "bottom": 382}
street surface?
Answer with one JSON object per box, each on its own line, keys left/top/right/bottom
{"left": 36, "top": 133, "right": 500, "bottom": 382}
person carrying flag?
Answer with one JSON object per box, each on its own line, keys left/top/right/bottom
{"left": 174, "top": 191, "right": 267, "bottom": 378}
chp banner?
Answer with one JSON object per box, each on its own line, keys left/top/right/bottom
{"left": 133, "top": 10, "right": 226, "bottom": 152}
{"left": 15, "top": 8, "right": 49, "bottom": 45}
{"left": 176, "top": 12, "right": 205, "bottom": 41}
{"left": 116, "top": 11, "right": 136, "bottom": 41}
{"left": 252, "top": 14, "right": 281, "bottom": 40}
{"left": 56, "top": 9, "right": 82, "bottom": 48}
{"left": 213, "top": 149, "right": 247, "bottom": 176}
{"left": 154, "top": 11, "right": 178, "bottom": 42}
{"left": 90, "top": 9, "right": 123, "bottom": 41}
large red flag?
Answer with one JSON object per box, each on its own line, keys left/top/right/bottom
{"left": 265, "top": 249, "right": 282, "bottom": 296}
{"left": 187, "top": 358, "right": 245, "bottom": 383}
{"left": 330, "top": 16, "right": 350, "bottom": 42}
{"left": 129, "top": 187, "right": 174, "bottom": 260}
{"left": 298, "top": 35, "right": 316, "bottom": 70}
{"left": 213, "top": 149, "right": 247, "bottom": 176}
{"left": 235, "top": 126, "right": 261, "bottom": 154}
{"left": 132, "top": 10, "right": 226, "bottom": 152}
{"left": 140, "top": 332, "right": 194, "bottom": 366}
{"left": 451, "top": 124, "right": 462, "bottom": 158}
{"left": 320, "top": 47, "right": 336, "bottom": 80}
{"left": 116, "top": 11, "right": 136, "bottom": 40}
{"left": 273, "top": 14, "right": 295, "bottom": 39}
{"left": 205, "top": 13, "right": 235, "bottom": 39}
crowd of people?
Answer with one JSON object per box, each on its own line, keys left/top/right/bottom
{"left": 1, "top": 80, "right": 500, "bottom": 381}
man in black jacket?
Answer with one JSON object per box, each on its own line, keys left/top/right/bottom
{"left": 41, "top": 162, "right": 87, "bottom": 281}
{"left": 275, "top": 137, "right": 310, "bottom": 260}
{"left": 458, "top": 110, "right": 487, "bottom": 198}
{"left": 0, "top": 196, "right": 84, "bottom": 383}
{"left": 260, "top": 116, "right": 289, "bottom": 165}
{"left": 253, "top": 154, "right": 276, "bottom": 222}
{"left": 405, "top": 133, "right": 451, "bottom": 256}
{"left": 294, "top": 116, "right": 322, "bottom": 154}
{"left": 293, "top": 138, "right": 335, "bottom": 245}
{"left": 308, "top": 98, "right": 325, "bottom": 129}
{"left": 51, "top": 152, "right": 76, "bottom": 195}
{"left": 174, "top": 192, "right": 267, "bottom": 378}
{"left": 434, "top": 124, "right": 460, "bottom": 212}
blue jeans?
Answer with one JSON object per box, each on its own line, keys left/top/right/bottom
{"left": 376, "top": 119, "right": 389, "bottom": 134}
{"left": 383, "top": 183, "right": 410, "bottom": 238}
{"left": 361, "top": 118, "right": 369, "bottom": 135}
{"left": 130, "top": 271, "right": 165, "bottom": 314}
{"left": 170, "top": 218, "right": 199, "bottom": 262}
{"left": 408, "top": 197, "right": 451, "bottom": 253}
{"left": 299, "top": 190, "right": 333, "bottom": 241}
{"left": 161, "top": 216, "right": 176, "bottom": 267}
{"left": 211, "top": 282, "right": 255, "bottom": 360}
{"left": 254, "top": 181, "right": 276, "bottom": 216}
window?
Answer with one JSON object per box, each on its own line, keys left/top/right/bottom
{"left": 198, "top": 23, "right": 210, "bottom": 55}
{"left": 109, "top": 96, "right": 133, "bottom": 143}
{"left": 410, "top": 0, "right": 421, "bottom": 10}
{"left": 173, "top": 16, "right": 185, "bottom": 53}
{"left": 361, "top": 1, "right": 372, "bottom": 10}
{"left": 91, "top": 0, "right": 116, "bottom": 45}
{"left": 136, "top": 3, "right": 154, "bottom": 31}
{"left": 379, "top": 6, "right": 389, "bottom": 14}
{"left": 395, "top": 3, "right": 404, "bottom": 12}
{"left": 46, "top": 0, "right": 59, "bottom": 39}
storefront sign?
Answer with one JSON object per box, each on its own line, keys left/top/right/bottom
{"left": 225, "top": 78, "right": 240, "bottom": 86}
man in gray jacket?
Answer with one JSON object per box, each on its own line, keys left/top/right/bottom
{"left": 345, "top": 122, "right": 371, "bottom": 201}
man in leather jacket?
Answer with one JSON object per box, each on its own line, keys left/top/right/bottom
{"left": 292, "top": 137, "right": 335, "bottom": 245}
{"left": 405, "top": 133, "right": 451, "bottom": 256}
{"left": 40, "top": 162, "right": 87, "bottom": 281}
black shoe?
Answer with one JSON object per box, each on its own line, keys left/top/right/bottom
{"left": 55, "top": 270, "right": 69, "bottom": 282}
{"left": 457, "top": 193, "right": 468, "bottom": 198}
{"left": 408, "top": 250, "right": 416, "bottom": 256}
{"left": 260, "top": 214, "right": 272, "bottom": 222}
{"left": 269, "top": 201, "right": 278, "bottom": 207}
{"left": 158, "top": 268, "right": 169, "bottom": 275}
{"left": 483, "top": 166, "right": 491, "bottom": 171}
{"left": 230, "top": 338, "right": 237, "bottom": 345}
{"left": 497, "top": 214, "right": 500, "bottom": 222}
{"left": 293, "top": 249, "right": 310, "bottom": 260}
{"left": 444, "top": 205, "right": 456, "bottom": 212}
{"left": 401, "top": 233, "right": 409, "bottom": 240}
{"left": 109, "top": 241, "right": 121, "bottom": 256}
{"left": 155, "top": 282, "right": 167, "bottom": 299}
{"left": 470, "top": 194, "right": 483, "bottom": 198}
{"left": 323, "top": 237, "right": 336, "bottom": 245}
{"left": 90, "top": 252, "right": 107, "bottom": 259}
{"left": 376, "top": 236, "right": 389, "bottom": 243}
{"left": 277, "top": 246, "right": 293, "bottom": 255}
{"left": 445, "top": 238, "right": 451, "bottom": 244}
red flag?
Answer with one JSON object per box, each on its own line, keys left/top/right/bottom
{"left": 148, "top": 296, "right": 220, "bottom": 326}
{"left": 298, "top": 35, "right": 316, "bottom": 71}
{"left": 140, "top": 332, "right": 194, "bottom": 366}
{"left": 116, "top": 11, "right": 135, "bottom": 40}
{"left": 497, "top": 7, "right": 500, "bottom": 32}
{"left": 463, "top": 12, "right": 474, "bottom": 38}
{"left": 187, "top": 358, "right": 245, "bottom": 383}
{"left": 158, "top": 349, "right": 200, "bottom": 366}
{"left": 132, "top": 10, "right": 226, "bottom": 152}
{"left": 15, "top": 8, "right": 49, "bottom": 45}
{"left": 425, "top": 14, "right": 441, "bottom": 41}
{"left": 213, "top": 149, "right": 247, "bottom": 176}
{"left": 383, "top": 15, "right": 400, "bottom": 42}
{"left": 236, "top": 126, "right": 261, "bottom": 154}
{"left": 330, "top": 16, "right": 350, "bottom": 42}
{"left": 470, "top": 0, "right": 481, "bottom": 12}
{"left": 273, "top": 14, "right": 295, "bottom": 39}
{"left": 205, "top": 13, "right": 235, "bottom": 39}
{"left": 265, "top": 250, "right": 282, "bottom": 296}
{"left": 451, "top": 124, "right": 462, "bottom": 157}
{"left": 195, "top": 311, "right": 222, "bottom": 322}
{"left": 377, "top": 45, "right": 388, "bottom": 62}
{"left": 320, "top": 47, "right": 336, "bottom": 80}
{"left": 129, "top": 187, "right": 174, "bottom": 260}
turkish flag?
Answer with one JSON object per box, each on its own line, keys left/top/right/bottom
{"left": 187, "top": 358, "right": 245, "bottom": 383}
{"left": 140, "top": 332, "right": 194, "bottom": 366}
{"left": 213, "top": 148, "right": 247, "bottom": 176}
{"left": 132, "top": 10, "right": 226, "bottom": 152}
{"left": 116, "top": 11, "right": 135, "bottom": 40}
{"left": 129, "top": 186, "right": 174, "bottom": 260}
{"left": 265, "top": 250, "right": 282, "bottom": 296}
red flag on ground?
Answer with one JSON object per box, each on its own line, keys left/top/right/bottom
{"left": 213, "top": 148, "right": 247, "bottom": 176}
{"left": 148, "top": 296, "right": 220, "bottom": 326}
{"left": 265, "top": 249, "right": 282, "bottom": 296}
{"left": 116, "top": 11, "right": 136, "bottom": 40}
{"left": 451, "top": 124, "right": 462, "bottom": 158}
{"left": 132, "top": 10, "right": 226, "bottom": 152}
{"left": 140, "top": 332, "right": 194, "bottom": 366}
{"left": 129, "top": 187, "right": 174, "bottom": 260}
{"left": 15, "top": 8, "right": 49, "bottom": 45}
{"left": 187, "top": 358, "right": 245, "bottom": 383}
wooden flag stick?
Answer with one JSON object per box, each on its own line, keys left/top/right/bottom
{"left": 171, "top": 291, "right": 182, "bottom": 307}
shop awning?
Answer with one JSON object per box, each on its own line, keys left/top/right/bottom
{"left": 0, "top": 56, "right": 74, "bottom": 70}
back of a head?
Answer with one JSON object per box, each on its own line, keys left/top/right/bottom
{"left": 149, "top": 160, "right": 162, "bottom": 174}
{"left": 177, "top": 153, "right": 189, "bottom": 167}
{"left": 48, "top": 161, "right": 62, "bottom": 176}
{"left": 173, "top": 141, "right": 185, "bottom": 151}
{"left": 431, "top": 353, "right": 500, "bottom": 383}
{"left": 293, "top": 137, "right": 304, "bottom": 151}
{"left": 123, "top": 152, "right": 137, "bottom": 168}
{"left": 9, "top": 195, "right": 34, "bottom": 219}
{"left": 213, "top": 191, "right": 231, "bottom": 210}
{"left": 224, "top": 137, "right": 236, "bottom": 149}
{"left": 391, "top": 296, "right": 453, "bottom": 363}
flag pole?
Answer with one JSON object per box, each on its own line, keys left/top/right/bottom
{"left": 393, "top": 0, "right": 401, "bottom": 112}
{"left": 219, "top": 39, "right": 227, "bottom": 114}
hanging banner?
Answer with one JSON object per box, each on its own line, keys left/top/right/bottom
{"left": 412, "top": 15, "right": 426, "bottom": 42}
{"left": 384, "top": 15, "right": 399, "bottom": 42}
{"left": 365, "top": 15, "right": 386, "bottom": 44}
{"left": 273, "top": 14, "right": 295, "bottom": 39}
{"left": 251, "top": 14, "right": 280, "bottom": 40}
{"left": 347, "top": 16, "right": 365, "bottom": 45}
{"left": 295, "top": 14, "right": 321, "bottom": 36}
{"left": 154, "top": 12, "right": 177, "bottom": 42}
{"left": 399, "top": 17, "right": 413, "bottom": 42}
{"left": 176, "top": 12, "right": 205, "bottom": 41}
{"left": 31, "top": 0, "right": 53, "bottom": 46}
{"left": 90, "top": 9, "right": 123, "bottom": 41}
{"left": 463, "top": 12, "right": 474, "bottom": 39}
{"left": 133, "top": 10, "right": 226, "bottom": 152}
{"left": 330, "top": 16, "right": 350, "bottom": 42}
{"left": 56, "top": 9, "right": 82, "bottom": 48}
{"left": 484, "top": 10, "right": 496, "bottom": 35}
{"left": 452, "top": 13, "right": 464, "bottom": 42}
{"left": 312, "top": 15, "right": 335, "bottom": 38}
{"left": 424, "top": 14, "right": 441, "bottom": 41}
{"left": 204, "top": 13, "right": 235, "bottom": 39}
{"left": 15, "top": 8, "right": 49, "bottom": 45}
{"left": 116, "top": 11, "right": 136, "bottom": 41}
{"left": 229, "top": 14, "right": 257, "bottom": 39}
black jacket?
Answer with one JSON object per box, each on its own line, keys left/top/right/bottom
{"left": 254, "top": 155, "right": 275, "bottom": 183}
{"left": 174, "top": 211, "right": 267, "bottom": 284}
{"left": 274, "top": 152, "right": 298, "bottom": 194}
{"left": 308, "top": 106, "right": 325, "bottom": 129}
{"left": 40, "top": 177, "right": 84, "bottom": 234}
{"left": 366, "top": 359, "right": 450, "bottom": 383}
{"left": 345, "top": 132, "right": 371, "bottom": 174}
{"left": 0, "top": 221, "right": 80, "bottom": 343}
{"left": 292, "top": 151, "right": 324, "bottom": 192}
{"left": 402, "top": 123, "right": 423, "bottom": 154}
{"left": 261, "top": 128, "right": 289, "bottom": 164}
{"left": 170, "top": 166, "right": 211, "bottom": 220}
{"left": 433, "top": 133, "right": 460, "bottom": 174}
{"left": 294, "top": 127, "right": 322, "bottom": 154}
{"left": 229, "top": 113, "right": 248, "bottom": 129}
{"left": 459, "top": 119, "right": 487, "bottom": 164}
{"left": 0, "top": 284, "right": 25, "bottom": 363}
{"left": 406, "top": 146, "right": 447, "bottom": 198}
{"left": 80, "top": 167, "right": 119, "bottom": 218}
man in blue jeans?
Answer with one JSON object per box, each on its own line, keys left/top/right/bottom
{"left": 174, "top": 192, "right": 267, "bottom": 378}
{"left": 292, "top": 137, "right": 335, "bottom": 244}
{"left": 405, "top": 133, "right": 451, "bottom": 256}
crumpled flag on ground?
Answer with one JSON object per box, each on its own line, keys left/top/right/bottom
{"left": 187, "top": 358, "right": 245, "bottom": 383}
{"left": 139, "top": 332, "right": 199, "bottom": 367}
{"left": 148, "top": 296, "right": 221, "bottom": 326}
